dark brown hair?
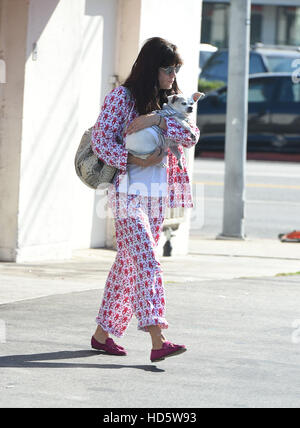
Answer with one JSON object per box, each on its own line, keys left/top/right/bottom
{"left": 123, "top": 37, "right": 183, "bottom": 115}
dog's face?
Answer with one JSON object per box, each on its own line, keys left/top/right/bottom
{"left": 167, "top": 92, "right": 204, "bottom": 116}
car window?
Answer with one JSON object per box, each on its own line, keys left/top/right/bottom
{"left": 277, "top": 78, "right": 300, "bottom": 103}
{"left": 199, "top": 51, "right": 215, "bottom": 69}
{"left": 201, "top": 52, "right": 228, "bottom": 81}
{"left": 249, "top": 53, "right": 266, "bottom": 74}
{"left": 248, "top": 79, "right": 275, "bottom": 103}
{"left": 215, "top": 79, "right": 275, "bottom": 104}
{"left": 264, "top": 54, "right": 300, "bottom": 73}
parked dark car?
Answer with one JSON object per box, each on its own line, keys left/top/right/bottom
{"left": 199, "top": 43, "right": 218, "bottom": 74}
{"left": 200, "top": 46, "right": 300, "bottom": 83}
{"left": 196, "top": 73, "right": 300, "bottom": 155}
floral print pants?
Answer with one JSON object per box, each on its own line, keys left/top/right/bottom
{"left": 96, "top": 194, "right": 168, "bottom": 337}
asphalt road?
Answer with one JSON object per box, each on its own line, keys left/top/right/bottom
{"left": 191, "top": 158, "right": 300, "bottom": 239}
{"left": 1, "top": 276, "right": 300, "bottom": 408}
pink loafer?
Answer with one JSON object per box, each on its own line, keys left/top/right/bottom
{"left": 150, "top": 341, "right": 186, "bottom": 363}
{"left": 91, "top": 336, "right": 127, "bottom": 356}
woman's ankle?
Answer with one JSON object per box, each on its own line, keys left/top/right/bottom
{"left": 148, "top": 325, "right": 166, "bottom": 349}
{"left": 94, "top": 325, "right": 109, "bottom": 343}
{"left": 151, "top": 339, "right": 164, "bottom": 350}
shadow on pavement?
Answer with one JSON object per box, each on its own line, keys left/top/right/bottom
{"left": 0, "top": 349, "right": 164, "bottom": 372}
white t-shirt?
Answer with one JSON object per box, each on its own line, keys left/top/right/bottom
{"left": 119, "top": 153, "right": 168, "bottom": 198}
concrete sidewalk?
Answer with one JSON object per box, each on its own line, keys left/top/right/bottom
{"left": 0, "top": 237, "right": 300, "bottom": 408}
{"left": 0, "top": 236, "right": 299, "bottom": 305}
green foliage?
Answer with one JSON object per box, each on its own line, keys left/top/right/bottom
{"left": 276, "top": 272, "right": 300, "bottom": 277}
{"left": 198, "top": 78, "right": 225, "bottom": 94}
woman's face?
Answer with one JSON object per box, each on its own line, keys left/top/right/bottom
{"left": 158, "top": 65, "right": 177, "bottom": 90}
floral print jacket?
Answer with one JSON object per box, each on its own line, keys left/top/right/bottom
{"left": 91, "top": 85, "right": 200, "bottom": 208}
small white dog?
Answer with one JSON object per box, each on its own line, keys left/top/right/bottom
{"left": 125, "top": 92, "right": 204, "bottom": 169}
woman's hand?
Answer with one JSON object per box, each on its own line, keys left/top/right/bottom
{"left": 126, "top": 113, "right": 158, "bottom": 135}
{"left": 127, "top": 147, "right": 166, "bottom": 168}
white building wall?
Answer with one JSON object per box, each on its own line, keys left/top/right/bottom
{"left": 78, "top": 0, "right": 118, "bottom": 250}
{"left": 0, "top": 0, "right": 118, "bottom": 262}
{"left": 19, "top": 0, "right": 83, "bottom": 261}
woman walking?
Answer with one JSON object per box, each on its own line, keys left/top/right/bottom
{"left": 90, "top": 37, "right": 200, "bottom": 362}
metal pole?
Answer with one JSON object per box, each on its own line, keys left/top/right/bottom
{"left": 218, "top": 0, "right": 251, "bottom": 240}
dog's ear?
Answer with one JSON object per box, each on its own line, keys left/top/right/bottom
{"left": 192, "top": 92, "right": 205, "bottom": 103}
{"left": 168, "top": 95, "right": 178, "bottom": 104}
